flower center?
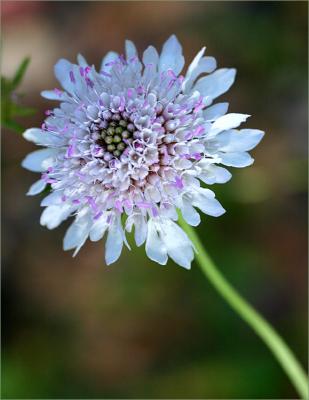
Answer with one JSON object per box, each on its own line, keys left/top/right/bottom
{"left": 95, "top": 112, "right": 137, "bottom": 160}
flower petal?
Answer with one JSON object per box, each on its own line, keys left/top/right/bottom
{"left": 26, "top": 179, "right": 47, "bottom": 196}
{"left": 194, "top": 68, "right": 236, "bottom": 100}
{"left": 21, "top": 148, "right": 57, "bottom": 172}
{"left": 180, "top": 200, "right": 201, "bottom": 226}
{"left": 199, "top": 165, "right": 232, "bottom": 184}
{"left": 160, "top": 220, "right": 194, "bottom": 269}
{"left": 105, "top": 218, "right": 124, "bottom": 265}
{"left": 145, "top": 219, "right": 168, "bottom": 265}
{"left": 192, "top": 188, "right": 226, "bottom": 217}
{"left": 89, "top": 216, "right": 108, "bottom": 242}
{"left": 159, "top": 35, "right": 184, "bottom": 75}
{"left": 100, "top": 51, "right": 118, "bottom": 73}
{"left": 23, "top": 128, "right": 64, "bottom": 146}
{"left": 41, "top": 90, "right": 64, "bottom": 100}
{"left": 210, "top": 113, "right": 250, "bottom": 135}
{"left": 41, "top": 204, "right": 74, "bottom": 230}
{"left": 203, "top": 103, "right": 229, "bottom": 121}
{"left": 219, "top": 151, "right": 254, "bottom": 167}
{"left": 142, "top": 45, "right": 159, "bottom": 67}
{"left": 134, "top": 214, "right": 148, "bottom": 247}
{"left": 63, "top": 214, "right": 91, "bottom": 254}
{"left": 54, "top": 58, "right": 76, "bottom": 94}
{"left": 216, "top": 129, "right": 265, "bottom": 152}
{"left": 125, "top": 40, "right": 137, "bottom": 59}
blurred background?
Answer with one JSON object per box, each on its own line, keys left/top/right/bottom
{"left": 1, "top": 1, "right": 308, "bottom": 398}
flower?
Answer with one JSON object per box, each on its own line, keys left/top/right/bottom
{"left": 22, "top": 35, "right": 264, "bottom": 268}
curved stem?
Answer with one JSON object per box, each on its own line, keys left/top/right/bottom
{"left": 178, "top": 216, "right": 308, "bottom": 399}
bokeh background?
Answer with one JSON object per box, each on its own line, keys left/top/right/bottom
{"left": 1, "top": 1, "right": 308, "bottom": 398}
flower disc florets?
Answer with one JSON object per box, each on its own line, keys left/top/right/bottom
{"left": 22, "top": 35, "right": 264, "bottom": 268}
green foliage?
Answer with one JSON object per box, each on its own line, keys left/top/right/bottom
{"left": 1, "top": 57, "right": 36, "bottom": 134}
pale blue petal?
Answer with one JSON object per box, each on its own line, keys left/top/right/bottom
{"left": 40, "top": 191, "right": 63, "bottom": 206}
{"left": 161, "top": 220, "right": 194, "bottom": 269}
{"left": 183, "top": 54, "right": 217, "bottom": 92}
{"left": 192, "top": 189, "right": 226, "bottom": 217}
{"left": 100, "top": 51, "right": 118, "bottom": 73}
{"left": 105, "top": 219, "right": 123, "bottom": 265}
{"left": 219, "top": 151, "right": 254, "bottom": 167}
{"left": 194, "top": 68, "right": 236, "bottom": 100}
{"left": 159, "top": 34, "right": 184, "bottom": 75}
{"left": 210, "top": 113, "right": 250, "bottom": 135}
{"left": 203, "top": 103, "right": 229, "bottom": 121}
{"left": 125, "top": 40, "right": 137, "bottom": 59}
{"left": 41, "top": 204, "right": 74, "bottom": 230}
{"left": 142, "top": 45, "right": 159, "bottom": 67}
{"left": 54, "top": 59, "right": 76, "bottom": 94}
{"left": 26, "top": 179, "right": 47, "bottom": 196}
{"left": 23, "top": 128, "right": 64, "bottom": 146}
{"left": 145, "top": 219, "right": 167, "bottom": 265}
{"left": 21, "top": 148, "right": 56, "bottom": 172}
{"left": 41, "top": 90, "right": 64, "bottom": 100}
{"left": 77, "top": 53, "right": 88, "bottom": 67}
{"left": 63, "top": 215, "right": 91, "bottom": 253}
{"left": 89, "top": 217, "right": 108, "bottom": 242}
{"left": 134, "top": 215, "right": 147, "bottom": 247}
{"left": 199, "top": 165, "right": 232, "bottom": 184}
{"left": 180, "top": 201, "right": 201, "bottom": 226}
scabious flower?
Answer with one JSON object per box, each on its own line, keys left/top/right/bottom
{"left": 22, "top": 35, "right": 264, "bottom": 268}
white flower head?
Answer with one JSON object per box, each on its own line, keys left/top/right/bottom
{"left": 22, "top": 35, "right": 264, "bottom": 269}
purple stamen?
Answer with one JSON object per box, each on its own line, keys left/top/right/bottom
{"left": 54, "top": 88, "right": 62, "bottom": 97}
{"left": 100, "top": 70, "right": 112, "bottom": 78}
{"left": 94, "top": 211, "right": 103, "bottom": 220}
{"left": 69, "top": 71, "right": 76, "bottom": 83}
{"left": 174, "top": 176, "right": 184, "bottom": 189}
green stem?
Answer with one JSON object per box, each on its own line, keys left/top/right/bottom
{"left": 178, "top": 216, "right": 308, "bottom": 399}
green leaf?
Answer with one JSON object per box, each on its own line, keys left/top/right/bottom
{"left": 1, "top": 119, "right": 24, "bottom": 134}
{"left": 11, "top": 57, "right": 30, "bottom": 90}
{"left": 1, "top": 57, "right": 36, "bottom": 134}
{"left": 10, "top": 103, "right": 36, "bottom": 117}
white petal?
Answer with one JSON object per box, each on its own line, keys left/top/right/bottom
{"left": 159, "top": 35, "right": 184, "bottom": 75}
{"left": 142, "top": 45, "right": 159, "bottom": 67}
{"left": 89, "top": 217, "right": 108, "bottom": 242}
{"left": 63, "top": 215, "right": 91, "bottom": 254}
{"left": 23, "top": 128, "right": 63, "bottom": 146}
{"left": 184, "top": 47, "right": 205, "bottom": 79}
{"left": 192, "top": 188, "right": 225, "bottom": 217}
{"left": 182, "top": 47, "right": 205, "bottom": 91}
{"left": 203, "top": 103, "right": 229, "bottom": 121}
{"left": 105, "top": 218, "right": 124, "bottom": 265}
{"left": 219, "top": 151, "right": 254, "bottom": 167}
{"left": 41, "top": 204, "right": 74, "bottom": 229}
{"left": 125, "top": 40, "right": 137, "bottom": 59}
{"left": 160, "top": 220, "right": 194, "bottom": 269}
{"left": 216, "top": 129, "right": 264, "bottom": 152}
{"left": 40, "top": 191, "right": 63, "bottom": 206}
{"left": 77, "top": 53, "right": 88, "bottom": 67}
{"left": 199, "top": 165, "right": 232, "bottom": 184}
{"left": 145, "top": 219, "right": 168, "bottom": 265}
{"left": 210, "top": 113, "right": 250, "bottom": 135}
{"left": 22, "top": 149, "right": 56, "bottom": 172}
{"left": 134, "top": 215, "right": 147, "bottom": 247}
{"left": 180, "top": 201, "right": 201, "bottom": 226}
{"left": 26, "top": 179, "right": 47, "bottom": 196}
{"left": 100, "top": 51, "right": 118, "bottom": 73}
{"left": 183, "top": 54, "right": 217, "bottom": 92}
{"left": 54, "top": 58, "right": 75, "bottom": 94}
{"left": 194, "top": 68, "right": 236, "bottom": 100}
{"left": 41, "top": 90, "right": 64, "bottom": 100}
